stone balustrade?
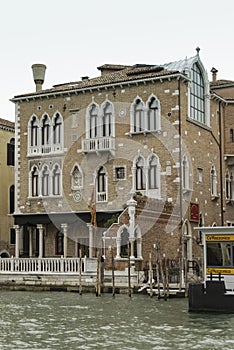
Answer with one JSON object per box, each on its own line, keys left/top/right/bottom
{"left": 0, "top": 257, "right": 97, "bottom": 274}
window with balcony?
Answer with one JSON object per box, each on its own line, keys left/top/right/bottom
{"left": 30, "top": 116, "right": 39, "bottom": 147}
{"left": 28, "top": 112, "right": 64, "bottom": 156}
{"left": 97, "top": 166, "right": 107, "bottom": 202}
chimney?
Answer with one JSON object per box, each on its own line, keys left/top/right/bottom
{"left": 31, "top": 64, "right": 46, "bottom": 91}
{"left": 81, "top": 76, "right": 89, "bottom": 81}
{"left": 211, "top": 67, "right": 218, "bottom": 82}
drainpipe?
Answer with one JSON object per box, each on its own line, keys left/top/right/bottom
{"left": 218, "top": 101, "right": 224, "bottom": 225}
{"left": 178, "top": 78, "right": 184, "bottom": 290}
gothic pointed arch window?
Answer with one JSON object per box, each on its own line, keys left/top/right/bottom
{"left": 102, "top": 101, "right": 113, "bottom": 137}
{"left": 31, "top": 166, "right": 39, "bottom": 197}
{"left": 225, "top": 171, "right": 233, "bottom": 200}
{"left": 133, "top": 98, "right": 145, "bottom": 133}
{"left": 147, "top": 96, "right": 160, "bottom": 131}
{"left": 41, "top": 114, "right": 50, "bottom": 148}
{"left": 97, "top": 166, "right": 107, "bottom": 202}
{"left": 120, "top": 227, "right": 129, "bottom": 258}
{"left": 30, "top": 116, "right": 39, "bottom": 147}
{"left": 148, "top": 155, "right": 159, "bottom": 189}
{"left": 89, "top": 103, "right": 99, "bottom": 138}
{"left": 53, "top": 113, "right": 62, "bottom": 144}
{"left": 42, "top": 165, "right": 50, "bottom": 196}
{"left": 71, "top": 164, "right": 83, "bottom": 190}
{"left": 190, "top": 63, "right": 205, "bottom": 124}
{"left": 211, "top": 165, "right": 217, "bottom": 198}
{"left": 52, "top": 164, "right": 61, "bottom": 196}
{"left": 135, "top": 156, "right": 145, "bottom": 190}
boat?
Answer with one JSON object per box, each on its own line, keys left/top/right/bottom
{"left": 189, "top": 226, "right": 234, "bottom": 313}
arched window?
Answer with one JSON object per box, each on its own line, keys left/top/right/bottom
{"left": 97, "top": 166, "right": 107, "bottom": 202}
{"left": 71, "top": 164, "right": 83, "bottom": 190}
{"left": 148, "top": 155, "right": 159, "bottom": 189}
{"left": 89, "top": 104, "right": 99, "bottom": 138}
{"left": 53, "top": 113, "right": 62, "bottom": 144}
{"left": 211, "top": 165, "right": 217, "bottom": 197}
{"left": 136, "top": 156, "right": 145, "bottom": 190}
{"left": 190, "top": 63, "right": 205, "bottom": 124}
{"left": 182, "top": 155, "right": 190, "bottom": 189}
{"left": 41, "top": 114, "right": 50, "bottom": 147}
{"left": 42, "top": 165, "right": 50, "bottom": 196}
{"left": 56, "top": 231, "right": 64, "bottom": 255}
{"left": 31, "top": 116, "right": 39, "bottom": 146}
{"left": 230, "top": 129, "right": 234, "bottom": 143}
{"left": 102, "top": 101, "right": 113, "bottom": 137}
{"left": 226, "top": 171, "right": 233, "bottom": 200}
{"left": 9, "top": 185, "right": 15, "bottom": 214}
{"left": 52, "top": 165, "right": 61, "bottom": 196}
{"left": 120, "top": 227, "right": 129, "bottom": 258}
{"left": 7, "top": 138, "right": 15, "bottom": 166}
{"left": 147, "top": 96, "right": 160, "bottom": 131}
{"left": 133, "top": 99, "right": 144, "bottom": 132}
{"left": 31, "top": 166, "right": 39, "bottom": 197}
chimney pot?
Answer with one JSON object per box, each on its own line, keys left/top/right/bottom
{"left": 211, "top": 67, "right": 218, "bottom": 82}
{"left": 32, "top": 64, "right": 47, "bottom": 91}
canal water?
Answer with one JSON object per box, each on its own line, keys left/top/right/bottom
{"left": 0, "top": 291, "right": 234, "bottom": 350}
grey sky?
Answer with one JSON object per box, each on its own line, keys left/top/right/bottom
{"left": 1, "top": 0, "right": 233, "bottom": 121}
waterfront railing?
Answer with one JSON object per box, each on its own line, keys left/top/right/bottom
{"left": 0, "top": 257, "right": 98, "bottom": 274}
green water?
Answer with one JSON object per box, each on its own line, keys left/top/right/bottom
{"left": 0, "top": 291, "right": 234, "bottom": 349}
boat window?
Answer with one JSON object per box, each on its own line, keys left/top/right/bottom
{"left": 207, "top": 242, "right": 233, "bottom": 267}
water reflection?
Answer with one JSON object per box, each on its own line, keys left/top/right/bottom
{"left": 0, "top": 291, "right": 234, "bottom": 350}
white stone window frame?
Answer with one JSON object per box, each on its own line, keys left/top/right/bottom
{"left": 28, "top": 162, "right": 62, "bottom": 199}
{"left": 210, "top": 165, "right": 218, "bottom": 199}
{"left": 100, "top": 98, "right": 115, "bottom": 138}
{"left": 28, "top": 112, "right": 64, "bottom": 156}
{"left": 96, "top": 165, "right": 108, "bottom": 203}
{"left": 145, "top": 94, "right": 161, "bottom": 132}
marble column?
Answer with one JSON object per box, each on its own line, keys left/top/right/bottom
{"left": 37, "top": 224, "right": 44, "bottom": 258}
{"left": 87, "top": 223, "right": 93, "bottom": 258}
{"left": 14, "top": 225, "right": 20, "bottom": 258}
{"left": 61, "top": 223, "right": 68, "bottom": 258}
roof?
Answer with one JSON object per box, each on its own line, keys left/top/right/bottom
{"left": 12, "top": 52, "right": 203, "bottom": 100}
{"left": 210, "top": 79, "right": 234, "bottom": 88}
{"left": 12, "top": 64, "right": 187, "bottom": 100}
{"left": 0, "top": 118, "right": 15, "bottom": 130}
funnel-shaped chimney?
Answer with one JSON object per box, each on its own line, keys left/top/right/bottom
{"left": 31, "top": 64, "right": 46, "bottom": 92}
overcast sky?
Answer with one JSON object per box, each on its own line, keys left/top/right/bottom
{"left": 1, "top": 0, "right": 233, "bottom": 122}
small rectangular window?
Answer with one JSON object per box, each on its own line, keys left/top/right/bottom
{"left": 198, "top": 168, "right": 203, "bottom": 183}
{"left": 115, "top": 167, "right": 125, "bottom": 180}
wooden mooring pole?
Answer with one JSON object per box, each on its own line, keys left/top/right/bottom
{"left": 149, "top": 252, "right": 153, "bottom": 298}
{"left": 111, "top": 247, "right": 115, "bottom": 297}
{"left": 79, "top": 249, "right": 82, "bottom": 295}
{"left": 96, "top": 250, "right": 101, "bottom": 297}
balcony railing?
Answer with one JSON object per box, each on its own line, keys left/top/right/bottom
{"left": 82, "top": 137, "right": 115, "bottom": 153}
{"left": 0, "top": 257, "right": 97, "bottom": 274}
